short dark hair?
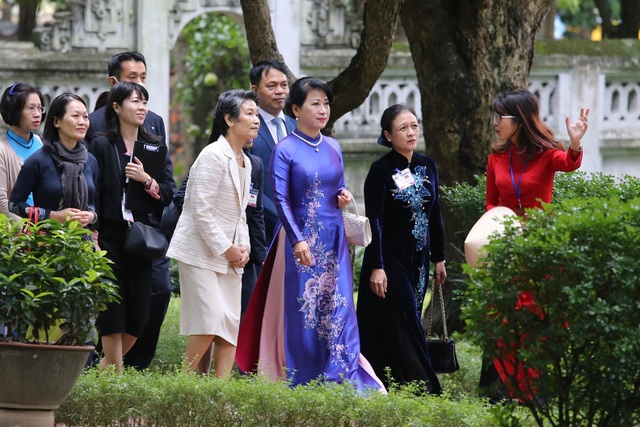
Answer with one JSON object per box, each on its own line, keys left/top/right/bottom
{"left": 378, "top": 104, "right": 417, "bottom": 147}
{"left": 249, "top": 60, "right": 288, "bottom": 87}
{"left": 284, "top": 77, "right": 333, "bottom": 118}
{"left": 104, "top": 82, "right": 159, "bottom": 143}
{"left": 107, "top": 51, "right": 147, "bottom": 79}
{"left": 42, "top": 93, "right": 87, "bottom": 144}
{"left": 208, "top": 90, "right": 259, "bottom": 143}
{"left": 0, "top": 83, "right": 45, "bottom": 127}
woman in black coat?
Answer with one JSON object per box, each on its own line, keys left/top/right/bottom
{"left": 88, "top": 82, "right": 173, "bottom": 372}
{"left": 356, "top": 104, "right": 447, "bottom": 394}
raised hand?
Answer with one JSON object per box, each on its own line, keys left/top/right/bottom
{"left": 565, "top": 107, "right": 590, "bottom": 148}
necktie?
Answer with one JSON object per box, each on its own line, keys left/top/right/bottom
{"left": 273, "top": 117, "right": 285, "bottom": 143}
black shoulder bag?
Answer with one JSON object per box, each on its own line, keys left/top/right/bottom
{"left": 426, "top": 279, "right": 460, "bottom": 374}
{"left": 113, "top": 143, "right": 167, "bottom": 260}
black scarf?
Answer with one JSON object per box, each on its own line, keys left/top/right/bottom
{"left": 44, "top": 139, "right": 88, "bottom": 210}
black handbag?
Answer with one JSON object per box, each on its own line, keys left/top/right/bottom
{"left": 112, "top": 143, "right": 167, "bottom": 260}
{"left": 426, "top": 279, "right": 460, "bottom": 374}
{"left": 125, "top": 220, "right": 167, "bottom": 260}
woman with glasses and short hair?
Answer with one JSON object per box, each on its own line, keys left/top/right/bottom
{"left": 9, "top": 92, "right": 97, "bottom": 227}
{"left": 0, "top": 83, "right": 45, "bottom": 220}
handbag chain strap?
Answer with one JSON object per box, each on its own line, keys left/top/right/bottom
{"left": 427, "top": 278, "right": 449, "bottom": 340}
{"left": 344, "top": 198, "right": 361, "bottom": 216}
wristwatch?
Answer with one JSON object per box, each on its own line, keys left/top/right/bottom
{"left": 143, "top": 176, "right": 152, "bottom": 189}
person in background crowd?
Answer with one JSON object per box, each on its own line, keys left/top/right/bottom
{"left": 240, "top": 138, "right": 267, "bottom": 316}
{"left": 167, "top": 90, "right": 257, "bottom": 377}
{"left": 85, "top": 51, "right": 176, "bottom": 370}
{"left": 89, "top": 82, "right": 174, "bottom": 372}
{"left": 249, "top": 60, "right": 296, "bottom": 245}
{"left": 9, "top": 92, "right": 97, "bottom": 228}
{"left": 480, "top": 88, "right": 589, "bottom": 401}
{"left": 356, "top": 104, "right": 446, "bottom": 395}
{"left": 237, "top": 77, "right": 385, "bottom": 394}
{"left": 0, "top": 83, "right": 45, "bottom": 220}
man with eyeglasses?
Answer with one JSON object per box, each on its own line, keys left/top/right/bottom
{"left": 84, "top": 51, "right": 177, "bottom": 370}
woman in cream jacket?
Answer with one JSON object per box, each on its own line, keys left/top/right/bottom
{"left": 167, "top": 89, "right": 259, "bottom": 377}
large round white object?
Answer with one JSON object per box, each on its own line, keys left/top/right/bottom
{"left": 464, "top": 206, "right": 518, "bottom": 268}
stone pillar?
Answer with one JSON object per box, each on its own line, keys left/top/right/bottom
{"left": 273, "top": 0, "right": 301, "bottom": 74}
{"left": 566, "top": 60, "right": 601, "bottom": 174}
{"left": 137, "top": 0, "right": 171, "bottom": 137}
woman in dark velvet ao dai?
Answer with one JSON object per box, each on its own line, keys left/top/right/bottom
{"left": 357, "top": 104, "right": 447, "bottom": 394}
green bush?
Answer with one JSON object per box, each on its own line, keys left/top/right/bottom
{"left": 57, "top": 296, "right": 538, "bottom": 426}
{"left": 462, "top": 197, "right": 640, "bottom": 426}
{"left": 56, "top": 368, "right": 532, "bottom": 427}
{"left": 441, "top": 172, "right": 640, "bottom": 234}
{"left": 0, "top": 216, "right": 118, "bottom": 345}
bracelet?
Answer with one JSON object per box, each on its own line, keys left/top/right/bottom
{"left": 570, "top": 143, "right": 582, "bottom": 152}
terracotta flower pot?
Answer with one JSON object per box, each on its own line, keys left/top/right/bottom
{"left": 0, "top": 342, "right": 93, "bottom": 427}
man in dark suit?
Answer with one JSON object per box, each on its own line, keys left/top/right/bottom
{"left": 249, "top": 60, "right": 296, "bottom": 246}
{"left": 86, "top": 51, "right": 176, "bottom": 370}
{"left": 241, "top": 139, "right": 268, "bottom": 315}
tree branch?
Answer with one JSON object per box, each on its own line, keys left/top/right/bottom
{"left": 327, "top": 0, "right": 404, "bottom": 125}
{"left": 240, "top": 0, "right": 294, "bottom": 79}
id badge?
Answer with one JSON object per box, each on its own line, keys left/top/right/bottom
{"left": 121, "top": 190, "right": 134, "bottom": 222}
{"left": 392, "top": 167, "right": 416, "bottom": 190}
{"left": 248, "top": 188, "right": 259, "bottom": 207}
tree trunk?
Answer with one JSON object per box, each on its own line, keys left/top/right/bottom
{"left": 619, "top": 0, "right": 640, "bottom": 38}
{"left": 17, "top": 0, "right": 40, "bottom": 42}
{"left": 540, "top": 3, "right": 557, "bottom": 40}
{"left": 400, "top": 0, "right": 554, "bottom": 186}
{"left": 594, "top": 0, "right": 616, "bottom": 39}
{"left": 240, "top": 0, "right": 295, "bottom": 80}
{"left": 401, "top": 0, "right": 553, "bottom": 334}
{"left": 240, "top": 0, "right": 402, "bottom": 133}
{"left": 326, "top": 0, "right": 403, "bottom": 128}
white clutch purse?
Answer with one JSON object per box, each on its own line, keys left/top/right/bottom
{"left": 342, "top": 199, "right": 372, "bottom": 247}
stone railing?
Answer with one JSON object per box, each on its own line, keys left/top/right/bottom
{"left": 0, "top": 42, "right": 109, "bottom": 131}
{"left": 326, "top": 53, "right": 640, "bottom": 178}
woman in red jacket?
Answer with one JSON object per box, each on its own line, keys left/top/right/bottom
{"left": 486, "top": 89, "right": 589, "bottom": 217}
{"left": 480, "top": 89, "right": 589, "bottom": 401}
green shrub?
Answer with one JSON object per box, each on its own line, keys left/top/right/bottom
{"left": 442, "top": 172, "right": 640, "bottom": 233}
{"left": 463, "top": 197, "right": 640, "bottom": 426}
{"left": 56, "top": 368, "right": 533, "bottom": 426}
{"left": 58, "top": 295, "right": 538, "bottom": 426}
{"left": 0, "top": 216, "right": 118, "bottom": 345}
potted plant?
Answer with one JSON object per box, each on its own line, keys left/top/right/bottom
{"left": 0, "top": 214, "right": 119, "bottom": 427}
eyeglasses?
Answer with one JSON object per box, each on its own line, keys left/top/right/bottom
{"left": 493, "top": 113, "right": 516, "bottom": 123}
{"left": 25, "top": 106, "right": 46, "bottom": 115}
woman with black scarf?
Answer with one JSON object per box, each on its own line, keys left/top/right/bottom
{"left": 9, "top": 93, "right": 97, "bottom": 228}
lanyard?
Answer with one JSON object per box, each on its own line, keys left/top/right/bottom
{"left": 509, "top": 149, "right": 528, "bottom": 210}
